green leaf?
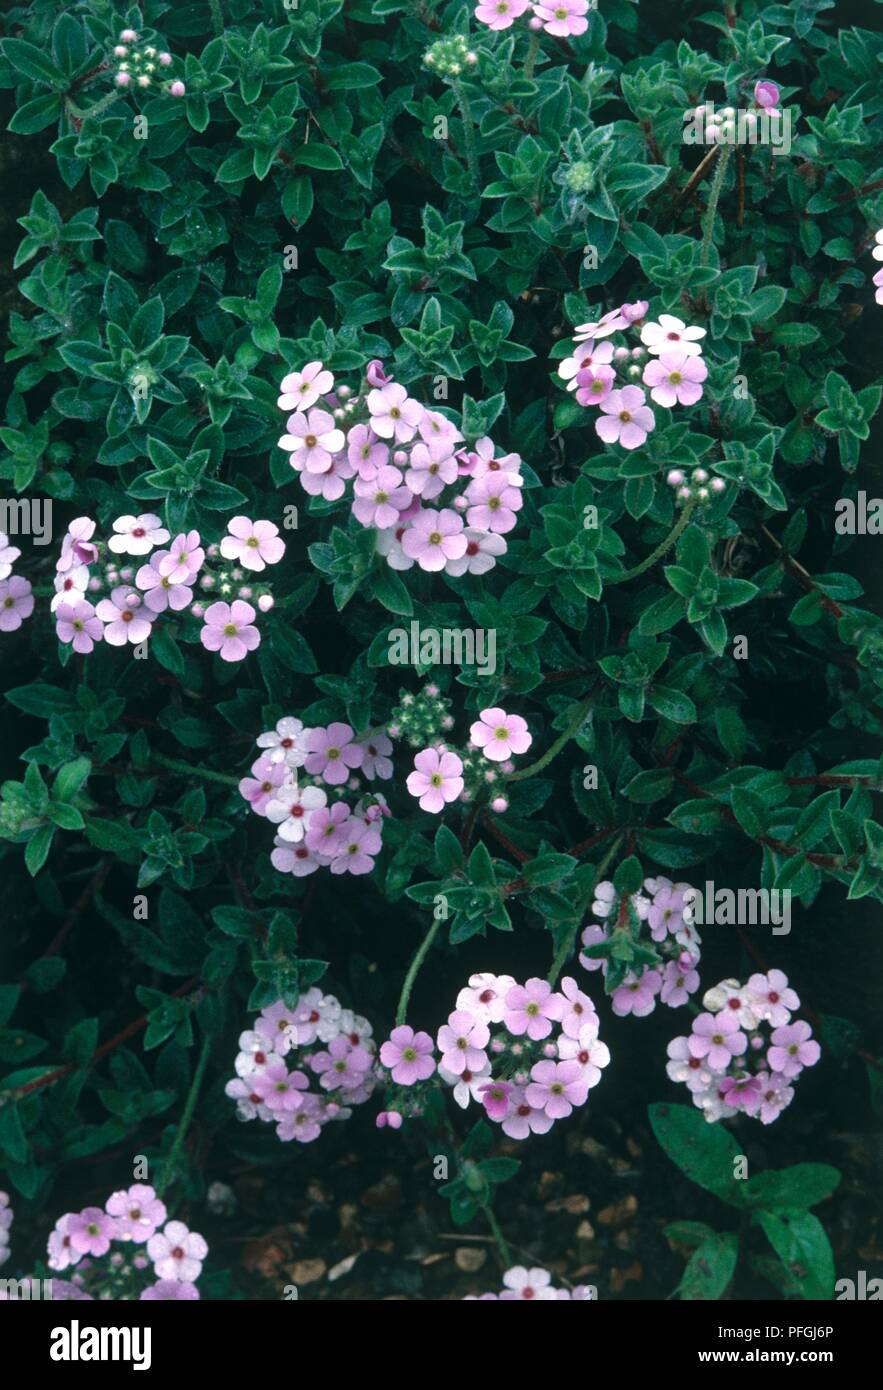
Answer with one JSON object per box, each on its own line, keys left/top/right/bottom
{"left": 744, "top": 1163, "right": 840, "bottom": 1211}
{"left": 679, "top": 1233, "right": 739, "bottom": 1301}
{"left": 25, "top": 825, "right": 54, "bottom": 876}
{"left": 755, "top": 1208, "right": 835, "bottom": 1300}
{"left": 648, "top": 1102, "right": 745, "bottom": 1207}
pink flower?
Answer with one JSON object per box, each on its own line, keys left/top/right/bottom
{"left": 135, "top": 551, "right": 194, "bottom": 613}
{"left": 611, "top": 968, "right": 662, "bottom": 1017}
{"left": 200, "top": 600, "right": 259, "bottom": 662}
{"left": 352, "top": 465, "right": 413, "bottom": 528}
{"left": 573, "top": 308, "right": 628, "bottom": 343}
{"left": 595, "top": 386, "right": 655, "bottom": 450}
{"left": 504, "top": 978, "right": 565, "bottom": 1040}
{"left": 620, "top": 300, "right": 649, "bottom": 323}
{"left": 666, "top": 1035, "right": 713, "bottom": 1092}
{"left": 57, "top": 517, "right": 98, "bottom": 572}
{"left": 640, "top": 314, "right": 706, "bottom": 357}
{"left": 405, "top": 443, "right": 458, "bottom": 499}
{"left": 464, "top": 473, "right": 523, "bottom": 533}
{"left": 469, "top": 707, "right": 532, "bottom": 762}
{"left": 105, "top": 1185, "right": 167, "bottom": 1243}
{"left": 305, "top": 801, "right": 352, "bottom": 854}
{"left": 418, "top": 409, "right": 463, "bottom": 451}
{"left": 575, "top": 363, "right": 615, "bottom": 406}
{"left": 689, "top": 1011, "right": 747, "bottom": 1071}
{"left": 0, "top": 531, "right": 21, "bottom": 581}
{"left": 559, "top": 976, "right": 597, "bottom": 1037}
{"left": 718, "top": 1074, "right": 763, "bottom": 1116}
{"left": 347, "top": 423, "right": 389, "bottom": 478}
{"left": 271, "top": 841, "right": 324, "bottom": 876}
{"left": 406, "top": 747, "right": 464, "bottom": 812}
{"left": 767, "top": 1021, "right": 820, "bottom": 1078}
{"left": 256, "top": 716, "right": 309, "bottom": 768}
{"left": 745, "top": 970, "right": 799, "bottom": 1027}
{"left": 303, "top": 723, "right": 364, "bottom": 784}
{"left": 55, "top": 599, "right": 103, "bottom": 653}
{"left": 108, "top": 513, "right": 169, "bottom": 556}
{"left": 479, "top": 1080, "right": 514, "bottom": 1120}
{"left": 380, "top": 1026, "right": 436, "bottom": 1084}
{"left": 501, "top": 1086, "right": 555, "bottom": 1139}
{"left": 141, "top": 1280, "right": 199, "bottom": 1300}
{"left": 47, "top": 1215, "right": 77, "bottom": 1271}
{"left": 873, "top": 266, "right": 883, "bottom": 305}
{"left": 0, "top": 576, "right": 34, "bottom": 631}
{"left": 558, "top": 337, "right": 614, "bottom": 385}
{"left": 756, "top": 1071, "right": 794, "bottom": 1125}
{"left": 457, "top": 972, "right": 517, "bottom": 1024}
{"left": 358, "top": 733, "right": 394, "bottom": 779}
{"left": 366, "top": 383, "right": 423, "bottom": 442}
{"left": 754, "top": 80, "right": 780, "bottom": 110}
{"left": 220, "top": 517, "right": 285, "bottom": 571}
{"left": 329, "top": 818, "right": 382, "bottom": 875}
{"left": 557, "top": 1025, "right": 610, "bottom": 1088}
{"left": 526, "top": 1059, "right": 588, "bottom": 1120}
{"left": 500, "top": 1266, "right": 558, "bottom": 1300}
{"left": 660, "top": 957, "right": 700, "bottom": 1007}
{"left": 444, "top": 528, "right": 506, "bottom": 577}
{"left": 96, "top": 587, "right": 152, "bottom": 646}
{"left": 475, "top": 0, "right": 530, "bottom": 29}
{"left": 278, "top": 408, "right": 345, "bottom": 473}
{"left": 643, "top": 351, "right": 707, "bottom": 407}
{"left": 578, "top": 922, "right": 609, "bottom": 971}
{"left": 365, "top": 359, "right": 392, "bottom": 388}
{"left": 69, "top": 1208, "right": 114, "bottom": 1258}
{"left": 147, "top": 1221, "right": 208, "bottom": 1282}
{"left": 160, "top": 530, "right": 204, "bottom": 584}
{"left": 277, "top": 361, "right": 334, "bottom": 411}
{"left": 437, "top": 1010, "right": 491, "bottom": 1075}
{"left": 299, "top": 452, "right": 354, "bottom": 500}
{"left": 265, "top": 784, "right": 328, "bottom": 842}
{"left": 252, "top": 1062, "right": 309, "bottom": 1112}
{"left": 533, "top": 0, "right": 589, "bottom": 37}
{"left": 401, "top": 508, "right": 467, "bottom": 571}
{"left": 310, "top": 1038, "right": 373, "bottom": 1090}
{"left": 239, "top": 756, "right": 288, "bottom": 815}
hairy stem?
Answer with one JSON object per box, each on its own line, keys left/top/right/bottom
{"left": 150, "top": 752, "right": 240, "bottom": 787}
{"left": 507, "top": 694, "right": 594, "bottom": 783}
{"left": 701, "top": 145, "right": 731, "bottom": 266}
{"left": 606, "top": 503, "right": 696, "bottom": 586}
{"left": 524, "top": 31, "right": 541, "bottom": 79}
{"left": 451, "top": 78, "right": 481, "bottom": 197}
{"left": 484, "top": 1204, "right": 512, "bottom": 1267}
{"left": 157, "top": 1035, "right": 212, "bottom": 1198}
{"left": 396, "top": 915, "right": 444, "bottom": 1026}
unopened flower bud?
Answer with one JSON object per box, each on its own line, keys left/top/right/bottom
{"left": 258, "top": 593, "right": 274, "bottom": 613}
{"left": 666, "top": 469, "right": 685, "bottom": 486}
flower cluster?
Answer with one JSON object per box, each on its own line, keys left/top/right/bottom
{"left": 871, "top": 229, "right": 883, "bottom": 306}
{"left": 0, "top": 531, "right": 33, "bottom": 635}
{"left": 405, "top": 707, "right": 533, "bottom": 815}
{"left": 0, "top": 1191, "right": 11, "bottom": 1268}
{"left": 665, "top": 465, "right": 726, "bottom": 507}
{"left": 579, "top": 876, "right": 702, "bottom": 1016}
{"left": 240, "top": 717, "right": 391, "bottom": 878}
{"left": 53, "top": 514, "right": 283, "bottom": 662}
{"left": 667, "top": 972, "right": 820, "bottom": 1124}
{"left": 47, "top": 1185, "right": 207, "bottom": 1299}
{"left": 559, "top": 303, "right": 715, "bottom": 457}
{"left": 277, "top": 361, "right": 523, "bottom": 575}
{"left": 226, "top": 992, "right": 379, "bottom": 1143}
{"left": 388, "top": 683, "right": 455, "bottom": 747}
{"left": 112, "top": 29, "right": 185, "bottom": 97}
{"left": 423, "top": 34, "right": 479, "bottom": 76}
{"left": 474, "top": 1, "right": 591, "bottom": 38}
{"left": 689, "top": 80, "right": 782, "bottom": 145}
{"left": 378, "top": 973, "right": 609, "bottom": 1139}
{"left": 464, "top": 1265, "right": 596, "bottom": 1299}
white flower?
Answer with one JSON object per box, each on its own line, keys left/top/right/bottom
{"left": 265, "top": 784, "right": 327, "bottom": 843}
{"left": 444, "top": 528, "right": 507, "bottom": 577}
{"left": 641, "top": 314, "right": 706, "bottom": 357}
{"left": 872, "top": 229, "right": 883, "bottom": 263}
{"left": 108, "top": 513, "right": 170, "bottom": 556}
{"left": 256, "top": 716, "right": 310, "bottom": 768}
{"left": 147, "top": 1221, "right": 207, "bottom": 1282}
{"left": 456, "top": 972, "right": 517, "bottom": 1024}
{"left": 439, "top": 1061, "right": 492, "bottom": 1108}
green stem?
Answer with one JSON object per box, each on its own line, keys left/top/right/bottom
{"left": 507, "top": 694, "right": 594, "bottom": 783}
{"left": 606, "top": 503, "right": 696, "bottom": 586}
{"left": 209, "top": 0, "right": 225, "bottom": 37}
{"left": 395, "top": 915, "right": 445, "bottom": 1026}
{"left": 66, "top": 90, "right": 122, "bottom": 122}
{"left": 156, "top": 1036, "right": 211, "bottom": 1198}
{"left": 483, "top": 1204, "right": 512, "bottom": 1267}
{"left": 700, "top": 145, "right": 731, "bottom": 267}
{"left": 524, "top": 31, "right": 541, "bottom": 79}
{"left": 451, "top": 78, "right": 481, "bottom": 197}
{"left": 547, "top": 833, "right": 625, "bottom": 984}
{"left": 151, "top": 752, "right": 240, "bottom": 787}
